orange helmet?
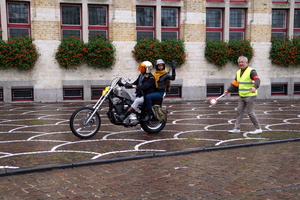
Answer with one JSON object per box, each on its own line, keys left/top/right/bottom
{"left": 138, "top": 61, "right": 153, "bottom": 74}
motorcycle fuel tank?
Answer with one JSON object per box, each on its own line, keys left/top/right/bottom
{"left": 114, "top": 87, "right": 131, "bottom": 100}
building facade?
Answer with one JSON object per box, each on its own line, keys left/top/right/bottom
{"left": 0, "top": 0, "right": 300, "bottom": 102}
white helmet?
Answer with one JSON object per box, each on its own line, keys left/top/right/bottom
{"left": 138, "top": 61, "right": 153, "bottom": 74}
{"left": 155, "top": 59, "right": 165, "bottom": 70}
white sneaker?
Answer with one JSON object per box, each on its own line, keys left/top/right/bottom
{"left": 128, "top": 113, "right": 137, "bottom": 120}
{"left": 228, "top": 128, "right": 241, "bottom": 133}
{"left": 249, "top": 129, "right": 263, "bottom": 134}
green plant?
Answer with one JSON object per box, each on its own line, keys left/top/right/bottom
{"left": 0, "top": 36, "right": 39, "bottom": 71}
{"left": 205, "top": 40, "right": 229, "bottom": 68}
{"left": 161, "top": 39, "right": 186, "bottom": 66}
{"left": 205, "top": 39, "right": 254, "bottom": 68}
{"left": 55, "top": 35, "right": 116, "bottom": 69}
{"left": 269, "top": 36, "right": 300, "bottom": 67}
{"left": 0, "top": 39, "right": 9, "bottom": 69}
{"left": 132, "top": 37, "right": 186, "bottom": 66}
{"left": 55, "top": 36, "right": 87, "bottom": 69}
{"left": 132, "top": 37, "right": 162, "bottom": 64}
{"left": 86, "top": 35, "right": 116, "bottom": 68}
{"left": 228, "top": 40, "right": 254, "bottom": 65}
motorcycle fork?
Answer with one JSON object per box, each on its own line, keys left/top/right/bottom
{"left": 84, "top": 87, "right": 112, "bottom": 124}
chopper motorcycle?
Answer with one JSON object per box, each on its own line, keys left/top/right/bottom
{"left": 69, "top": 77, "right": 167, "bottom": 139}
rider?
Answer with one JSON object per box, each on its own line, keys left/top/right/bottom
{"left": 143, "top": 59, "right": 176, "bottom": 121}
{"left": 117, "top": 61, "right": 155, "bottom": 122}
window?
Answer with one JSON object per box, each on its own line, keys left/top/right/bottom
{"left": 272, "top": 0, "right": 288, "bottom": 3}
{"left": 12, "top": 88, "right": 34, "bottom": 101}
{"left": 61, "top": 4, "right": 108, "bottom": 40}
{"left": 294, "top": 84, "right": 300, "bottom": 95}
{"left": 91, "top": 87, "right": 105, "bottom": 100}
{"left": 161, "top": 7, "right": 179, "bottom": 40}
{"left": 61, "top": 4, "right": 81, "bottom": 39}
{"left": 294, "top": 10, "right": 300, "bottom": 36}
{"left": 206, "top": 0, "right": 224, "bottom": 2}
{"left": 271, "top": 84, "right": 287, "bottom": 95}
{"left": 63, "top": 88, "right": 83, "bottom": 100}
{"left": 0, "top": 89, "right": 3, "bottom": 101}
{"left": 88, "top": 5, "right": 108, "bottom": 40}
{"left": 165, "top": 86, "right": 181, "bottom": 98}
{"left": 230, "top": 0, "right": 246, "bottom": 2}
{"left": 229, "top": 9, "right": 245, "bottom": 40}
{"left": 7, "top": 2, "right": 30, "bottom": 38}
{"left": 206, "top": 85, "right": 224, "bottom": 97}
{"left": 136, "top": 6, "right": 179, "bottom": 41}
{"left": 136, "top": 7, "right": 155, "bottom": 40}
{"left": 206, "top": 9, "right": 223, "bottom": 41}
{"left": 272, "top": 10, "right": 287, "bottom": 38}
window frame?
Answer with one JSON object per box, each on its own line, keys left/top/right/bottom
{"left": 294, "top": 9, "right": 300, "bottom": 36}
{"left": 7, "top": 1, "right": 31, "bottom": 38}
{"left": 60, "top": 4, "right": 82, "bottom": 40}
{"left": 206, "top": 8, "right": 223, "bottom": 41}
{"left": 0, "top": 89, "right": 3, "bottom": 101}
{"left": 271, "top": 9, "right": 288, "bottom": 38}
{"left": 206, "top": 85, "right": 224, "bottom": 97}
{"left": 91, "top": 87, "right": 105, "bottom": 100}
{"left": 272, "top": 0, "right": 288, "bottom": 4}
{"left": 229, "top": 8, "right": 246, "bottom": 41}
{"left": 88, "top": 4, "right": 108, "bottom": 40}
{"left": 271, "top": 83, "right": 288, "bottom": 96}
{"left": 165, "top": 86, "right": 182, "bottom": 98}
{"left": 161, "top": 7, "right": 180, "bottom": 40}
{"left": 294, "top": 84, "right": 300, "bottom": 95}
{"left": 136, "top": 6, "right": 156, "bottom": 40}
{"left": 11, "top": 88, "right": 34, "bottom": 102}
{"left": 206, "top": 0, "right": 224, "bottom": 2}
{"left": 63, "top": 88, "right": 84, "bottom": 100}
{"left": 230, "top": 0, "right": 247, "bottom": 2}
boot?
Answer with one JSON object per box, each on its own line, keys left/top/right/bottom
{"left": 117, "top": 107, "right": 135, "bottom": 122}
{"left": 141, "top": 108, "right": 152, "bottom": 121}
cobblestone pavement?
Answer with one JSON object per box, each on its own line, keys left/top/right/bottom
{"left": 0, "top": 99, "right": 299, "bottom": 199}
{"left": 0, "top": 142, "right": 299, "bottom": 199}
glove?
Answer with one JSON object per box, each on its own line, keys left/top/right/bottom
{"left": 125, "top": 82, "right": 133, "bottom": 88}
{"left": 171, "top": 60, "right": 176, "bottom": 70}
{"left": 117, "top": 80, "right": 124, "bottom": 87}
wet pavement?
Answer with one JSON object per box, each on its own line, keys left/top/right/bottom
{"left": 0, "top": 99, "right": 299, "bottom": 199}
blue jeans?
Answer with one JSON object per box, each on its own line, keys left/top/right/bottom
{"left": 145, "top": 92, "right": 164, "bottom": 108}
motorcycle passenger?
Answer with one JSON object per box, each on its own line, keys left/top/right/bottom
{"left": 143, "top": 59, "right": 176, "bottom": 121}
{"left": 117, "top": 61, "right": 155, "bottom": 122}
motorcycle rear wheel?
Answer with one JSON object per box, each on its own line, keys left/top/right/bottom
{"left": 140, "top": 117, "right": 167, "bottom": 134}
{"left": 70, "top": 107, "right": 101, "bottom": 139}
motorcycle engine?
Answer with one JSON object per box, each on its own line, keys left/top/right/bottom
{"left": 112, "top": 97, "right": 123, "bottom": 113}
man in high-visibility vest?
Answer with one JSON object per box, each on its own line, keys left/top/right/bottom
{"left": 223, "top": 56, "right": 262, "bottom": 134}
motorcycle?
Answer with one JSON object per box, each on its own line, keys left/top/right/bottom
{"left": 69, "top": 77, "right": 167, "bottom": 139}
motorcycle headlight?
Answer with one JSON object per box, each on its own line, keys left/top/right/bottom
{"left": 114, "top": 87, "right": 123, "bottom": 97}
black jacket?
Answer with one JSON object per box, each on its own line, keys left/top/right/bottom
{"left": 155, "top": 69, "right": 176, "bottom": 93}
{"left": 132, "top": 74, "right": 155, "bottom": 97}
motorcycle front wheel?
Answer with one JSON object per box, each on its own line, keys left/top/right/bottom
{"left": 140, "top": 117, "right": 167, "bottom": 134}
{"left": 69, "top": 107, "right": 101, "bottom": 139}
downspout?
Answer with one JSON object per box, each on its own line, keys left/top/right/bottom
{"left": 249, "top": 0, "right": 254, "bottom": 41}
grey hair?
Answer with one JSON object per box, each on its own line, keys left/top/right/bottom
{"left": 238, "top": 56, "right": 248, "bottom": 63}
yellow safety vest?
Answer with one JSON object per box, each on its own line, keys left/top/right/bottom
{"left": 236, "top": 67, "right": 257, "bottom": 97}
